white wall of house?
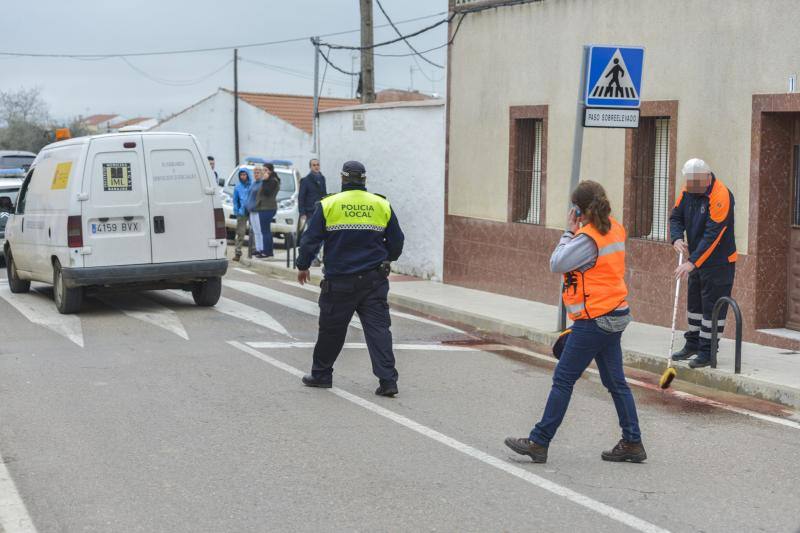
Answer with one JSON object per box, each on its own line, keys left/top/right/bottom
{"left": 151, "top": 90, "right": 314, "bottom": 183}
{"left": 318, "top": 100, "right": 445, "bottom": 280}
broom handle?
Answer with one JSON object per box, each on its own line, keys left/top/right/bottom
{"left": 668, "top": 252, "right": 683, "bottom": 359}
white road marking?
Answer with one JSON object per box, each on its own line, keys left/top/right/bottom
{"left": 0, "top": 286, "right": 84, "bottom": 347}
{"left": 0, "top": 453, "right": 37, "bottom": 533}
{"left": 233, "top": 268, "right": 256, "bottom": 276}
{"left": 246, "top": 341, "right": 478, "bottom": 351}
{"left": 483, "top": 344, "right": 800, "bottom": 431}
{"left": 281, "top": 280, "right": 473, "bottom": 336}
{"left": 228, "top": 341, "right": 669, "bottom": 533}
{"left": 164, "top": 290, "right": 293, "bottom": 338}
{"left": 95, "top": 293, "right": 189, "bottom": 340}
{"left": 223, "top": 279, "right": 362, "bottom": 330}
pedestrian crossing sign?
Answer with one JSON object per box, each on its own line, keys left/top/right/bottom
{"left": 585, "top": 46, "right": 644, "bottom": 108}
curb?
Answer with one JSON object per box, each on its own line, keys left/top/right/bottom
{"left": 236, "top": 255, "right": 800, "bottom": 410}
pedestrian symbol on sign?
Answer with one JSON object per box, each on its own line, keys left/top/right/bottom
{"left": 589, "top": 50, "right": 638, "bottom": 100}
{"left": 584, "top": 45, "right": 644, "bottom": 108}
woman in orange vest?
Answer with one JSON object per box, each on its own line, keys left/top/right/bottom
{"left": 505, "top": 181, "right": 645, "bottom": 464}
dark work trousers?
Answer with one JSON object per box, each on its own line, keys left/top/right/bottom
{"left": 684, "top": 263, "right": 736, "bottom": 361}
{"left": 311, "top": 271, "right": 398, "bottom": 384}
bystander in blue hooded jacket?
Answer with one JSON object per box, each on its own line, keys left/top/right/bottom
{"left": 232, "top": 168, "right": 252, "bottom": 217}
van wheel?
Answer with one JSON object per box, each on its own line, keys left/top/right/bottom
{"left": 6, "top": 252, "right": 31, "bottom": 294}
{"left": 53, "top": 260, "right": 83, "bottom": 314}
{"left": 192, "top": 276, "right": 221, "bottom": 307}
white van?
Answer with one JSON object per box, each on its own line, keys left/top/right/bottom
{"left": 3, "top": 132, "right": 228, "bottom": 313}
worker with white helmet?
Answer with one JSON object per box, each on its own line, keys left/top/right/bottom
{"left": 669, "top": 158, "right": 737, "bottom": 368}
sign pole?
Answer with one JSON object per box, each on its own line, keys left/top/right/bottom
{"left": 557, "top": 45, "right": 590, "bottom": 332}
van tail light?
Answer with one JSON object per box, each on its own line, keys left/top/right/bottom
{"left": 213, "top": 208, "right": 226, "bottom": 239}
{"left": 67, "top": 215, "right": 83, "bottom": 248}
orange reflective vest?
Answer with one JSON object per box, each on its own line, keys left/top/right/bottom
{"left": 562, "top": 218, "right": 628, "bottom": 321}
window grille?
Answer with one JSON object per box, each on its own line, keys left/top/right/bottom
{"left": 512, "top": 119, "right": 543, "bottom": 225}
{"left": 630, "top": 117, "right": 670, "bottom": 241}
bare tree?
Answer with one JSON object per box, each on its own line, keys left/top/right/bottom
{"left": 0, "top": 88, "right": 51, "bottom": 152}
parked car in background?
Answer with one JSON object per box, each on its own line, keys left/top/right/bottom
{"left": 0, "top": 176, "right": 24, "bottom": 260}
{"left": 4, "top": 132, "right": 228, "bottom": 313}
{"left": 0, "top": 151, "right": 36, "bottom": 171}
{"left": 219, "top": 158, "right": 302, "bottom": 241}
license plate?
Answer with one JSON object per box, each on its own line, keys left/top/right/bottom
{"left": 91, "top": 221, "right": 140, "bottom": 234}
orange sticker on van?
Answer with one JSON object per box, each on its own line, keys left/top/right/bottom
{"left": 51, "top": 161, "right": 72, "bottom": 190}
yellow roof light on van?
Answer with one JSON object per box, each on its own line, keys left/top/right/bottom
{"left": 55, "top": 128, "right": 71, "bottom": 140}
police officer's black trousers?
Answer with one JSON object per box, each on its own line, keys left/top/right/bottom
{"left": 684, "top": 263, "right": 736, "bottom": 360}
{"left": 311, "top": 271, "right": 398, "bottom": 384}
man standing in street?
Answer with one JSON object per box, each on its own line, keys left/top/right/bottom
{"left": 670, "top": 158, "right": 736, "bottom": 368}
{"left": 296, "top": 161, "right": 405, "bottom": 397}
{"left": 208, "top": 155, "right": 218, "bottom": 183}
{"left": 299, "top": 158, "right": 327, "bottom": 266}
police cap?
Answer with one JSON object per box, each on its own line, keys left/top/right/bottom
{"left": 341, "top": 160, "right": 366, "bottom": 183}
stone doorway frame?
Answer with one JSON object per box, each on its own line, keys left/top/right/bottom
{"left": 749, "top": 94, "right": 800, "bottom": 330}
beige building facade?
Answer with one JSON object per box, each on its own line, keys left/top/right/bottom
{"left": 445, "top": 0, "right": 800, "bottom": 347}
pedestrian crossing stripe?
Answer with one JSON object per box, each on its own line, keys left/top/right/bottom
{"left": 584, "top": 45, "right": 644, "bottom": 109}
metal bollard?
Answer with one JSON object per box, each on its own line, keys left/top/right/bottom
{"left": 710, "top": 296, "right": 743, "bottom": 374}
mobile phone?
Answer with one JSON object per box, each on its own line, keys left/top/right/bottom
{"left": 572, "top": 205, "right": 582, "bottom": 217}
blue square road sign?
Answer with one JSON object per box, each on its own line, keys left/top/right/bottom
{"left": 585, "top": 46, "right": 644, "bottom": 108}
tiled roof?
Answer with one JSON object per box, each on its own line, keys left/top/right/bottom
{"left": 375, "top": 89, "right": 432, "bottom": 103}
{"left": 111, "top": 117, "right": 152, "bottom": 129}
{"left": 83, "top": 114, "right": 118, "bottom": 126}
{"left": 228, "top": 90, "right": 357, "bottom": 133}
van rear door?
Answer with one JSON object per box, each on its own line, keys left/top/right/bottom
{"left": 142, "top": 134, "right": 216, "bottom": 263}
{"left": 82, "top": 135, "right": 152, "bottom": 267}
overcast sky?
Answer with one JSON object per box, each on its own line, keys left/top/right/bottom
{"left": 1, "top": 0, "right": 448, "bottom": 121}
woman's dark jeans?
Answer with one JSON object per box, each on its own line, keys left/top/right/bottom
{"left": 259, "top": 209, "right": 276, "bottom": 256}
{"left": 530, "top": 318, "right": 641, "bottom": 446}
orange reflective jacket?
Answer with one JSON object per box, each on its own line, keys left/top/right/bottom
{"left": 562, "top": 218, "right": 628, "bottom": 321}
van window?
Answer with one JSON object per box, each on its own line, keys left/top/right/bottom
{"left": 149, "top": 149, "right": 202, "bottom": 204}
{"left": 15, "top": 169, "right": 34, "bottom": 214}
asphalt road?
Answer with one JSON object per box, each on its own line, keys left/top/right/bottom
{"left": 0, "top": 265, "right": 798, "bottom": 533}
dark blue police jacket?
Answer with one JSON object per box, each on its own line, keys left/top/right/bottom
{"left": 295, "top": 184, "right": 404, "bottom": 277}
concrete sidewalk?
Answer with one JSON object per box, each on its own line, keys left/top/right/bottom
{"left": 229, "top": 246, "right": 800, "bottom": 410}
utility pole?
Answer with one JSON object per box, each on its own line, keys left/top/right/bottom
{"left": 359, "top": 0, "right": 375, "bottom": 103}
{"left": 312, "top": 37, "right": 320, "bottom": 155}
{"left": 233, "top": 48, "right": 240, "bottom": 166}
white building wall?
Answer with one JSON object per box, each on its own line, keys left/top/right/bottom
{"left": 151, "top": 90, "right": 314, "bottom": 183}
{"left": 318, "top": 101, "right": 445, "bottom": 280}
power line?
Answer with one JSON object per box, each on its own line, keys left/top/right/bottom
{"left": 320, "top": 14, "right": 453, "bottom": 51}
{"left": 120, "top": 57, "right": 233, "bottom": 87}
{"left": 374, "top": 0, "right": 444, "bottom": 69}
{"left": 0, "top": 12, "right": 447, "bottom": 59}
{"left": 318, "top": 47, "right": 360, "bottom": 77}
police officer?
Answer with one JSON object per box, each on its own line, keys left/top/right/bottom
{"left": 296, "top": 161, "right": 405, "bottom": 396}
{"left": 670, "top": 158, "right": 736, "bottom": 368}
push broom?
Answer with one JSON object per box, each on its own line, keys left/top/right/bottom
{"left": 659, "top": 252, "right": 683, "bottom": 389}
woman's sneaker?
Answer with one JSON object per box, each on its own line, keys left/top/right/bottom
{"left": 601, "top": 439, "right": 647, "bottom": 463}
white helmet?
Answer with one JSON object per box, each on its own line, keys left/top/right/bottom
{"left": 681, "top": 158, "right": 711, "bottom": 177}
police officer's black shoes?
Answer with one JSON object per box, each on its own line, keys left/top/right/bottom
{"left": 504, "top": 437, "right": 548, "bottom": 463}
{"left": 375, "top": 381, "right": 398, "bottom": 397}
{"left": 301, "top": 374, "right": 332, "bottom": 388}
{"left": 671, "top": 346, "right": 697, "bottom": 361}
{"left": 688, "top": 357, "right": 711, "bottom": 369}
{"left": 601, "top": 439, "right": 647, "bottom": 463}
